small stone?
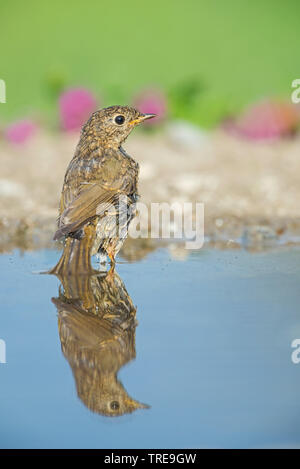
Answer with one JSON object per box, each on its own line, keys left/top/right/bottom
{"left": 166, "top": 120, "right": 208, "bottom": 149}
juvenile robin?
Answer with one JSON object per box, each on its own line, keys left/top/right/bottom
{"left": 50, "top": 106, "right": 155, "bottom": 275}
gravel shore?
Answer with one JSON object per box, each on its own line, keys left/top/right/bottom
{"left": 1, "top": 126, "right": 300, "bottom": 254}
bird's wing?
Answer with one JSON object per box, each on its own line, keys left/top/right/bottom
{"left": 53, "top": 183, "right": 122, "bottom": 240}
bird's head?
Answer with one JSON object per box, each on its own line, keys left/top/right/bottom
{"left": 81, "top": 105, "right": 156, "bottom": 148}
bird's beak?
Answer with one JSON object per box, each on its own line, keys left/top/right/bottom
{"left": 129, "top": 113, "right": 156, "bottom": 126}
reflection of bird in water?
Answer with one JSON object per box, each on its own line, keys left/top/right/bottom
{"left": 52, "top": 268, "right": 149, "bottom": 417}
{"left": 50, "top": 106, "right": 155, "bottom": 276}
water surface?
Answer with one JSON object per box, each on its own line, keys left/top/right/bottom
{"left": 1, "top": 247, "right": 300, "bottom": 448}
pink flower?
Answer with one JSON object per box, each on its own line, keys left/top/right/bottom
{"left": 225, "top": 100, "right": 299, "bottom": 140}
{"left": 5, "top": 119, "right": 37, "bottom": 144}
{"left": 133, "top": 88, "right": 167, "bottom": 124}
{"left": 59, "top": 87, "right": 98, "bottom": 131}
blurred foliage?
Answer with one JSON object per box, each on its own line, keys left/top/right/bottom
{"left": 43, "top": 70, "right": 68, "bottom": 102}
{"left": 169, "top": 77, "right": 206, "bottom": 115}
{"left": 0, "top": 0, "right": 299, "bottom": 128}
{"left": 168, "top": 77, "right": 240, "bottom": 127}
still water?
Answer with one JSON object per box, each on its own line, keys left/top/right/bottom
{"left": 0, "top": 246, "right": 300, "bottom": 449}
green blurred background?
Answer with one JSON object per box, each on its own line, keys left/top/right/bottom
{"left": 0, "top": 0, "right": 299, "bottom": 126}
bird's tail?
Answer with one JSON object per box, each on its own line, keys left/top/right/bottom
{"left": 49, "top": 225, "right": 96, "bottom": 276}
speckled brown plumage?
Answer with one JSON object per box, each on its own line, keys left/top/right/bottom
{"left": 50, "top": 105, "right": 155, "bottom": 275}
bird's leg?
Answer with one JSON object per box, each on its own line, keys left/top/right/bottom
{"left": 106, "top": 262, "right": 116, "bottom": 283}
{"left": 108, "top": 252, "right": 116, "bottom": 267}
{"left": 106, "top": 244, "right": 116, "bottom": 268}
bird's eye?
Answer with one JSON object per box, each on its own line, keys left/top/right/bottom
{"left": 110, "top": 401, "right": 120, "bottom": 410}
{"left": 115, "top": 115, "right": 125, "bottom": 125}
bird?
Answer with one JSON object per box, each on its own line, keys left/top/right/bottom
{"left": 50, "top": 105, "right": 155, "bottom": 275}
{"left": 52, "top": 267, "right": 149, "bottom": 417}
